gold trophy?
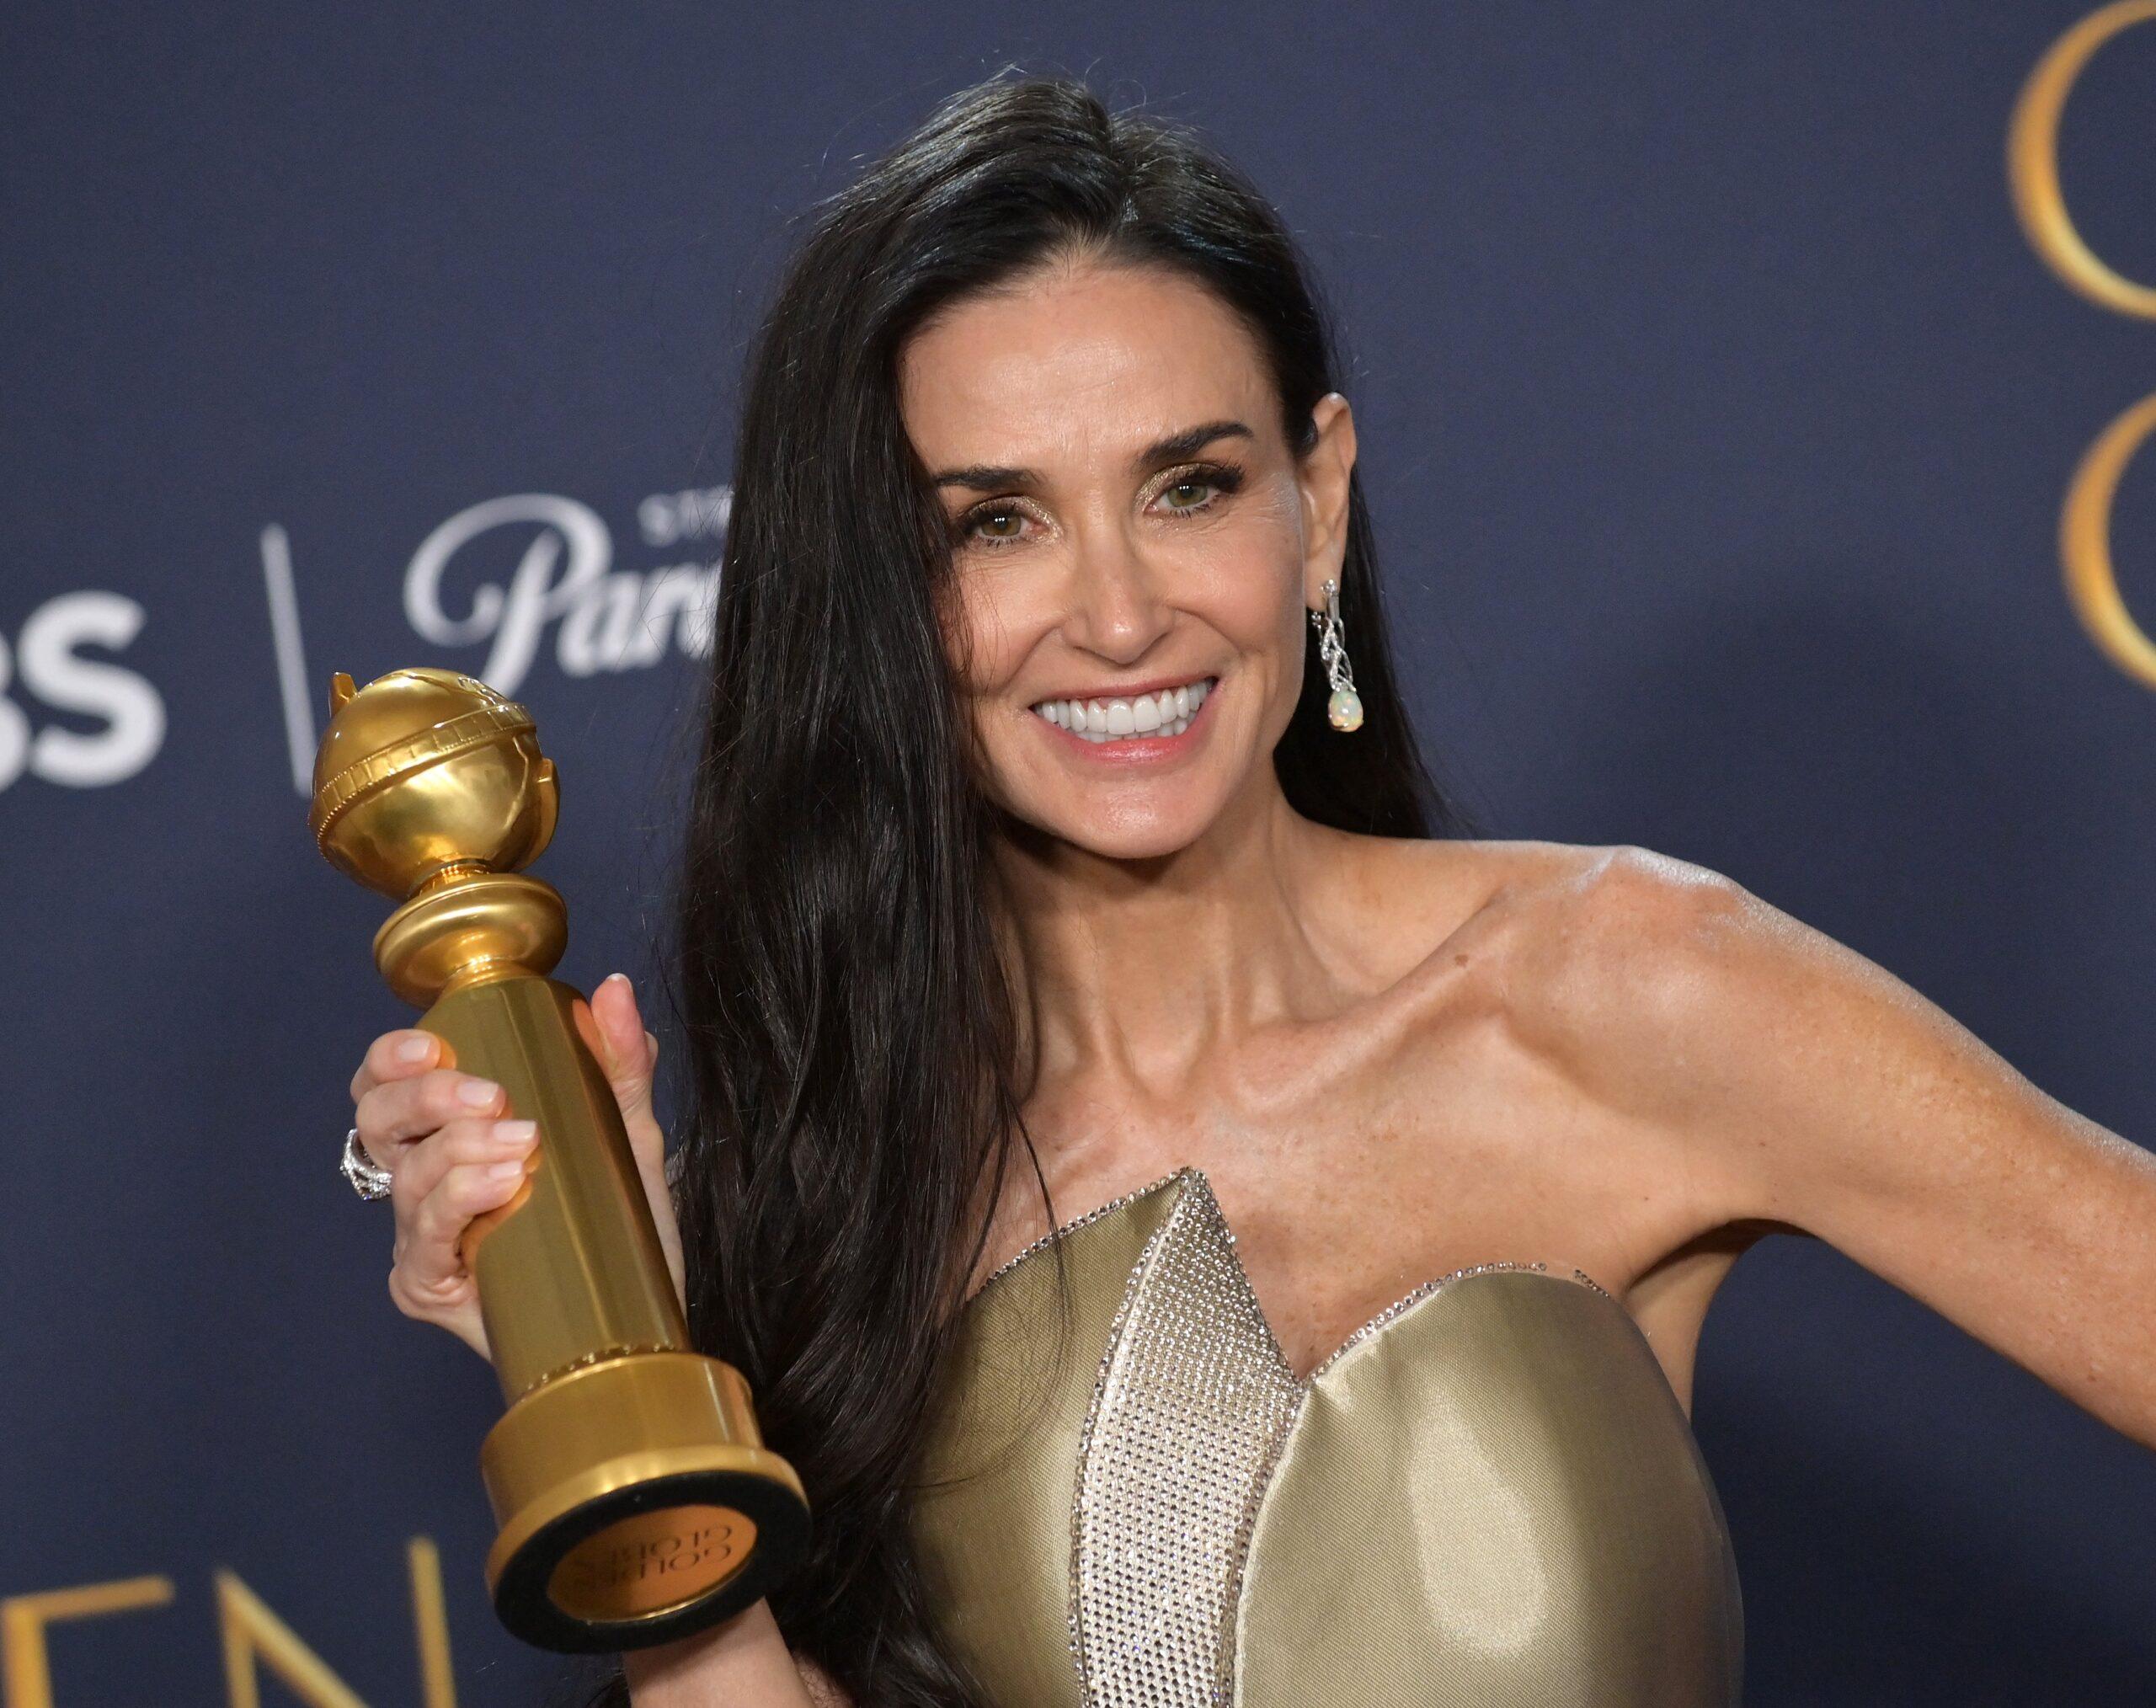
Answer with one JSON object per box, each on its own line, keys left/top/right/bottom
{"left": 307, "top": 665, "right": 809, "bottom": 1653}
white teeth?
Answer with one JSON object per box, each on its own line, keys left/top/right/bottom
{"left": 1028, "top": 677, "right": 1215, "bottom": 741}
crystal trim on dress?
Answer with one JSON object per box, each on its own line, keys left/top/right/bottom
{"left": 963, "top": 1164, "right": 1614, "bottom": 1337}
{"left": 1065, "top": 1176, "right": 1302, "bottom": 1706}
{"left": 1310, "top": 1258, "right": 1612, "bottom": 1381}
{"left": 969, "top": 1168, "right": 1187, "bottom": 1302}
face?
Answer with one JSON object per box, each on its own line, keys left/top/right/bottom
{"left": 898, "top": 256, "right": 1358, "bottom": 862}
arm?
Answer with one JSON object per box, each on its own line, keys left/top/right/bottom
{"left": 1535, "top": 846, "right": 2156, "bottom": 1449}
{"left": 622, "top": 1598, "right": 851, "bottom": 1706}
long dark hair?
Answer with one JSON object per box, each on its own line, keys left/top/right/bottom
{"left": 575, "top": 68, "right": 1464, "bottom": 1707}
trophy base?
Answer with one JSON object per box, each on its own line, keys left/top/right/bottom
{"left": 481, "top": 1350, "right": 812, "bottom": 1654}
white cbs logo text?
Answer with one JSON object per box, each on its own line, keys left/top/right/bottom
{"left": 0, "top": 591, "right": 165, "bottom": 792}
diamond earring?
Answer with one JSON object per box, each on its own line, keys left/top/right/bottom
{"left": 1309, "top": 578, "right": 1364, "bottom": 732}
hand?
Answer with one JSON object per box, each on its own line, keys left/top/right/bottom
{"left": 348, "top": 971, "right": 686, "bottom": 1361}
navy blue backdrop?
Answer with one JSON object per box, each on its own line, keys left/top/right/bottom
{"left": 4, "top": 4, "right": 2154, "bottom": 1703}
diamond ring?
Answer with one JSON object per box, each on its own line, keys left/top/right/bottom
{"left": 341, "top": 1126, "right": 392, "bottom": 1201}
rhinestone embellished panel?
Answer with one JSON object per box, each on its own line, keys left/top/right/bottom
{"left": 1067, "top": 1176, "right": 1302, "bottom": 1706}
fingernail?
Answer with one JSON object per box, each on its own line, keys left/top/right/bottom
{"left": 395, "top": 1035, "right": 434, "bottom": 1063}
{"left": 484, "top": 1159, "right": 526, "bottom": 1181}
{"left": 604, "top": 972, "right": 629, "bottom": 992}
{"left": 456, "top": 1078, "right": 500, "bottom": 1108}
{"left": 494, "top": 1118, "right": 537, "bottom": 1145}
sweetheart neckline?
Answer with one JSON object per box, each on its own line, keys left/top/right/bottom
{"left": 958, "top": 1164, "right": 1620, "bottom": 1386}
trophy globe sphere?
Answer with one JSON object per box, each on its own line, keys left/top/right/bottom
{"left": 308, "top": 667, "right": 559, "bottom": 899}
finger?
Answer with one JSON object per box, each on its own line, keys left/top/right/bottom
{"left": 388, "top": 1116, "right": 538, "bottom": 1219}
{"left": 584, "top": 974, "right": 657, "bottom": 1120}
{"left": 588, "top": 976, "right": 673, "bottom": 1189}
{"left": 400, "top": 1154, "right": 533, "bottom": 1295}
{"left": 387, "top": 1261, "right": 476, "bottom": 1330}
{"left": 590, "top": 974, "right": 649, "bottom": 1069}
{"left": 350, "top": 1028, "right": 447, "bottom": 1103}
{"left": 355, "top": 1067, "right": 508, "bottom": 1169}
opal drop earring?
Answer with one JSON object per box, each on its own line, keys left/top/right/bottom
{"left": 1310, "top": 577, "right": 1364, "bottom": 732}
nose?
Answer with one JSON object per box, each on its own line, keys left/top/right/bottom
{"left": 1060, "top": 524, "right": 1171, "bottom": 665}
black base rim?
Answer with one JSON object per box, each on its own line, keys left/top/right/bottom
{"left": 493, "top": 1469, "right": 813, "bottom": 1655}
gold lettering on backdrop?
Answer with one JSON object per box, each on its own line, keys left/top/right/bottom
{"left": 2, "top": 1539, "right": 455, "bottom": 1706}
{"left": 216, "top": 1570, "right": 366, "bottom": 1708}
{"left": 1, "top": 1575, "right": 173, "bottom": 1708}
{"left": 2009, "top": 1, "right": 2156, "bottom": 318}
{"left": 2063, "top": 393, "right": 2156, "bottom": 683}
{"left": 405, "top": 1537, "right": 457, "bottom": 1708}
{"left": 218, "top": 1537, "right": 458, "bottom": 1708}
{"left": 2008, "top": 1, "right": 2156, "bottom": 686}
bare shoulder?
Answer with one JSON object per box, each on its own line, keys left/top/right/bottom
{"left": 1473, "top": 837, "right": 1750, "bottom": 933}
{"left": 1428, "top": 840, "right": 1837, "bottom": 1271}
{"left": 1314, "top": 830, "right": 1796, "bottom": 1093}
{"left": 1360, "top": 835, "right": 1843, "bottom": 1140}
{"left": 1460, "top": 839, "right": 1806, "bottom": 1081}
{"left": 1325, "top": 832, "right": 1758, "bottom": 983}
{"left": 1449, "top": 837, "right": 2005, "bottom": 1213}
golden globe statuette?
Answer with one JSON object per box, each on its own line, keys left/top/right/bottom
{"left": 307, "top": 666, "right": 809, "bottom": 1654}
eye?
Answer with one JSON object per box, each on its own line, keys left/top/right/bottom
{"left": 952, "top": 461, "right": 1246, "bottom": 552}
{"left": 1153, "top": 462, "right": 1245, "bottom": 517}
{"left": 953, "top": 499, "right": 1038, "bottom": 551}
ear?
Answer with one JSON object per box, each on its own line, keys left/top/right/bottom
{"left": 1297, "top": 392, "right": 1358, "bottom": 611}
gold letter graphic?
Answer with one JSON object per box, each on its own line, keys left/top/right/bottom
{"left": 2009, "top": 0, "right": 2156, "bottom": 318}
{"left": 2009, "top": 1, "right": 2156, "bottom": 686}
{"left": 2, "top": 1575, "right": 174, "bottom": 1708}
{"left": 405, "top": 1537, "right": 458, "bottom": 1708}
{"left": 2062, "top": 392, "right": 2156, "bottom": 686}
{"left": 216, "top": 1538, "right": 459, "bottom": 1708}
{"left": 215, "top": 1570, "right": 366, "bottom": 1708}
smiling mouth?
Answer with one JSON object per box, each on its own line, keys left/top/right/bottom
{"left": 1029, "top": 675, "right": 1216, "bottom": 743}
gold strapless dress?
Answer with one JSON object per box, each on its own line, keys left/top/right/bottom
{"left": 907, "top": 1167, "right": 1743, "bottom": 1705}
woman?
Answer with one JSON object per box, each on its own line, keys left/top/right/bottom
{"left": 344, "top": 73, "right": 2156, "bottom": 1707}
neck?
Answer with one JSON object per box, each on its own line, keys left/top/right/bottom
{"left": 989, "top": 769, "right": 1342, "bottom": 1101}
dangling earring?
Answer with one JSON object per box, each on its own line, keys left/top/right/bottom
{"left": 1310, "top": 577, "right": 1364, "bottom": 731}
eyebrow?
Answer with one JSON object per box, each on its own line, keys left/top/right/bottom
{"left": 929, "top": 419, "right": 1255, "bottom": 493}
